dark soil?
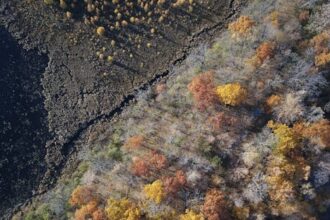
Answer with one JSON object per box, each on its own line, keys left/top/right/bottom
{"left": 0, "top": 27, "right": 51, "bottom": 215}
{"left": 0, "top": 0, "right": 247, "bottom": 217}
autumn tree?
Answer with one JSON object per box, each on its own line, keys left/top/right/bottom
{"left": 148, "top": 151, "right": 168, "bottom": 170}
{"left": 216, "top": 83, "right": 247, "bottom": 106}
{"left": 144, "top": 180, "right": 166, "bottom": 204}
{"left": 124, "top": 135, "right": 145, "bottom": 150}
{"left": 267, "top": 120, "right": 301, "bottom": 155}
{"left": 105, "top": 198, "right": 141, "bottom": 220}
{"left": 228, "top": 16, "right": 255, "bottom": 37}
{"left": 131, "top": 157, "right": 150, "bottom": 177}
{"left": 295, "top": 119, "right": 330, "bottom": 149}
{"left": 208, "top": 112, "right": 238, "bottom": 131}
{"left": 69, "top": 186, "right": 106, "bottom": 220}
{"left": 249, "top": 42, "right": 276, "bottom": 67}
{"left": 69, "top": 185, "right": 99, "bottom": 207}
{"left": 163, "top": 170, "right": 186, "bottom": 195}
{"left": 310, "top": 32, "right": 329, "bottom": 54}
{"left": 188, "top": 71, "right": 217, "bottom": 110}
{"left": 265, "top": 94, "right": 281, "bottom": 112}
{"left": 202, "top": 189, "right": 229, "bottom": 220}
{"left": 179, "top": 210, "right": 205, "bottom": 220}
{"left": 131, "top": 151, "right": 168, "bottom": 177}
{"left": 315, "top": 52, "right": 330, "bottom": 67}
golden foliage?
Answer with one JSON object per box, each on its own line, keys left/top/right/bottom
{"left": 266, "top": 94, "right": 281, "bottom": 109}
{"left": 267, "top": 121, "right": 301, "bottom": 155}
{"left": 105, "top": 198, "right": 141, "bottom": 220}
{"left": 228, "top": 16, "right": 255, "bottom": 37}
{"left": 143, "top": 180, "right": 166, "bottom": 204}
{"left": 148, "top": 210, "right": 177, "bottom": 220}
{"left": 266, "top": 11, "right": 281, "bottom": 28}
{"left": 187, "top": 71, "right": 217, "bottom": 110}
{"left": 233, "top": 206, "right": 250, "bottom": 220}
{"left": 310, "top": 32, "right": 329, "bottom": 54}
{"left": 216, "top": 83, "right": 247, "bottom": 106}
{"left": 179, "top": 210, "right": 205, "bottom": 220}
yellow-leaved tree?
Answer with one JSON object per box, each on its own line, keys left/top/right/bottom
{"left": 105, "top": 198, "right": 141, "bottom": 220}
{"left": 179, "top": 210, "right": 205, "bottom": 220}
{"left": 216, "top": 83, "right": 247, "bottom": 106}
{"left": 143, "top": 180, "right": 165, "bottom": 204}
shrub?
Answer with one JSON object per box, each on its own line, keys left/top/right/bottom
{"left": 216, "top": 83, "right": 247, "bottom": 106}
{"left": 187, "top": 71, "right": 217, "bottom": 110}
{"left": 144, "top": 180, "right": 166, "bottom": 204}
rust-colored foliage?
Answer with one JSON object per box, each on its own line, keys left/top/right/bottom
{"left": 208, "top": 112, "right": 238, "bottom": 131}
{"left": 149, "top": 151, "right": 168, "bottom": 170}
{"left": 187, "top": 71, "right": 217, "bottom": 110}
{"left": 163, "top": 170, "right": 186, "bottom": 195}
{"left": 175, "top": 170, "right": 187, "bottom": 186}
{"left": 131, "top": 152, "right": 168, "bottom": 177}
{"left": 202, "top": 189, "right": 229, "bottom": 220}
{"left": 92, "top": 208, "right": 107, "bottom": 220}
{"left": 228, "top": 16, "right": 255, "bottom": 37}
{"left": 299, "top": 10, "right": 310, "bottom": 24}
{"left": 297, "top": 119, "right": 330, "bottom": 149}
{"left": 131, "top": 157, "right": 150, "bottom": 177}
{"left": 125, "top": 135, "right": 145, "bottom": 150}
{"left": 69, "top": 186, "right": 103, "bottom": 220}
{"left": 249, "top": 42, "right": 276, "bottom": 67}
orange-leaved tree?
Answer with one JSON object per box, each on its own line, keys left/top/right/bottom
{"left": 188, "top": 71, "right": 217, "bottom": 110}
{"left": 202, "top": 189, "right": 229, "bottom": 220}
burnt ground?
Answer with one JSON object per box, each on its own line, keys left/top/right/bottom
{"left": 0, "top": 0, "right": 247, "bottom": 217}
